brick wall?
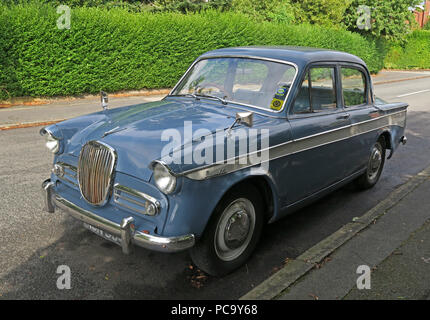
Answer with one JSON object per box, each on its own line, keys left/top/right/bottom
{"left": 414, "top": 0, "right": 430, "bottom": 27}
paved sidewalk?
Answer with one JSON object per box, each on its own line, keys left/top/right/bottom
{"left": 1, "top": 70, "right": 430, "bottom": 130}
{"left": 345, "top": 220, "right": 430, "bottom": 300}
{"left": 0, "top": 94, "right": 164, "bottom": 128}
{"left": 242, "top": 167, "right": 430, "bottom": 300}
{"left": 372, "top": 70, "right": 430, "bottom": 84}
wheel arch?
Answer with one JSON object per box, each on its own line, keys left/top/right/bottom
{"left": 378, "top": 130, "right": 393, "bottom": 158}
{"left": 205, "top": 174, "right": 279, "bottom": 234}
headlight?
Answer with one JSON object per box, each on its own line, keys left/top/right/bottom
{"left": 153, "top": 162, "right": 176, "bottom": 194}
{"left": 40, "top": 128, "right": 61, "bottom": 154}
{"left": 45, "top": 134, "right": 60, "bottom": 154}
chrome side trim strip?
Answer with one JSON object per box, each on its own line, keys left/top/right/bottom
{"left": 181, "top": 110, "right": 407, "bottom": 180}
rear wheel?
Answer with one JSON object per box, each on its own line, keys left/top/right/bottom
{"left": 355, "top": 138, "right": 386, "bottom": 190}
{"left": 190, "top": 185, "right": 264, "bottom": 276}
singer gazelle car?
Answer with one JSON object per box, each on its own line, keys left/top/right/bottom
{"left": 41, "top": 47, "right": 408, "bottom": 276}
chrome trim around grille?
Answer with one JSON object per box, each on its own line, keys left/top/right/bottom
{"left": 78, "top": 141, "right": 117, "bottom": 206}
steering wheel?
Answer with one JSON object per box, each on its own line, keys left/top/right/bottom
{"left": 195, "top": 83, "right": 230, "bottom": 98}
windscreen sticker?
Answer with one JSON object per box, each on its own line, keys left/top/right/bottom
{"left": 270, "top": 85, "right": 289, "bottom": 111}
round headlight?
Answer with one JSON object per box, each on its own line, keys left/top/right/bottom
{"left": 45, "top": 134, "right": 60, "bottom": 154}
{"left": 153, "top": 162, "right": 176, "bottom": 194}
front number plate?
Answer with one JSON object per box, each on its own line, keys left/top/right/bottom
{"left": 83, "top": 223, "right": 122, "bottom": 246}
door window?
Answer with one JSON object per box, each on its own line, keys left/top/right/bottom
{"left": 292, "top": 67, "right": 337, "bottom": 114}
{"left": 340, "top": 67, "right": 367, "bottom": 107}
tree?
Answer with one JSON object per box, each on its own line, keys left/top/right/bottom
{"left": 291, "top": 0, "right": 352, "bottom": 27}
{"left": 343, "top": 0, "right": 421, "bottom": 40}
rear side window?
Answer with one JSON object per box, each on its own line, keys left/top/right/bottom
{"left": 341, "top": 67, "right": 367, "bottom": 107}
{"left": 292, "top": 67, "right": 337, "bottom": 114}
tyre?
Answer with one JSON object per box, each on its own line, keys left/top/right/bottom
{"left": 190, "top": 184, "right": 264, "bottom": 276}
{"left": 355, "top": 137, "right": 386, "bottom": 190}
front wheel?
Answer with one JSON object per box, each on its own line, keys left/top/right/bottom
{"left": 355, "top": 138, "right": 386, "bottom": 190}
{"left": 190, "top": 185, "right": 264, "bottom": 276}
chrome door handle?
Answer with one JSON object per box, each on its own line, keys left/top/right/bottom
{"left": 336, "top": 114, "right": 350, "bottom": 120}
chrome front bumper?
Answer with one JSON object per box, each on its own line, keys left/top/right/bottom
{"left": 42, "top": 179, "right": 195, "bottom": 254}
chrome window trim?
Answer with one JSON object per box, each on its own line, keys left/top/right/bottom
{"left": 338, "top": 63, "right": 373, "bottom": 107}
{"left": 170, "top": 110, "right": 407, "bottom": 180}
{"left": 169, "top": 55, "right": 299, "bottom": 114}
{"left": 290, "top": 64, "right": 340, "bottom": 115}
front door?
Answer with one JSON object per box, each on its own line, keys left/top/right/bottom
{"left": 281, "top": 65, "right": 351, "bottom": 206}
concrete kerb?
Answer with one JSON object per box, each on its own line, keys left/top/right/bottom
{"left": 240, "top": 163, "right": 430, "bottom": 300}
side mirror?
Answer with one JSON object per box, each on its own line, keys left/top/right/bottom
{"left": 100, "top": 91, "right": 108, "bottom": 110}
{"left": 236, "top": 111, "right": 253, "bottom": 127}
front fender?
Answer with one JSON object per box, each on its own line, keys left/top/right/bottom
{"left": 161, "top": 167, "right": 280, "bottom": 238}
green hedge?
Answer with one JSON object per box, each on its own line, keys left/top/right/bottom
{"left": 385, "top": 30, "right": 430, "bottom": 69}
{"left": 0, "top": 2, "right": 385, "bottom": 100}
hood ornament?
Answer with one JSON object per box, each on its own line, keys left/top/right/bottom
{"left": 102, "top": 126, "right": 127, "bottom": 138}
{"left": 100, "top": 91, "right": 108, "bottom": 110}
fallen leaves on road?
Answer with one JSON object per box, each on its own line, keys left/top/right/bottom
{"left": 186, "top": 264, "right": 209, "bottom": 289}
{"left": 309, "top": 293, "right": 319, "bottom": 300}
{"left": 270, "top": 257, "right": 292, "bottom": 275}
{"left": 315, "top": 257, "right": 332, "bottom": 269}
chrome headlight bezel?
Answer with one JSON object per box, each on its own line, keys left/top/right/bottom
{"left": 40, "top": 127, "right": 61, "bottom": 154}
{"left": 151, "top": 161, "right": 177, "bottom": 194}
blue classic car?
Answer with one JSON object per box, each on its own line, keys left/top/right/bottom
{"left": 41, "top": 47, "right": 408, "bottom": 276}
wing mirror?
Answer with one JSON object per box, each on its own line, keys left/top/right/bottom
{"left": 236, "top": 111, "right": 253, "bottom": 127}
{"left": 100, "top": 91, "right": 108, "bottom": 110}
{"left": 226, "top": 111, "right": 254, "bottom": 137}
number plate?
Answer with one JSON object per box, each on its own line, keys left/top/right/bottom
{"left": 83, "top": 223, "right": 122, "bottom": 246}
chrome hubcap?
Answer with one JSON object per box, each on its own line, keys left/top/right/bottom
{"left": 215, "top": 198, "right": 255, "bottom": 262}
{"left": 368, "top": 143, "right": 383, "bottom": 181}
{"left": 224, "top": 210, "right": 251, "bottom": 249}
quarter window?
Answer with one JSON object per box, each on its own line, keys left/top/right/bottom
{"left": 341, "top": 67, "right": 367, "bottom": 107}
{"left": 292, "top": 67, "right": 337, "bottom": 114}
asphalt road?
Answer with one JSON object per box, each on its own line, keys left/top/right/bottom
{"left": 0, "top": 77, "right": 429, "bottom": 299}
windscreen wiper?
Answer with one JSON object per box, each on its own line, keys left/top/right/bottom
{"left": 169, "top": 93, "right": 200, "bottom": 100}
{"left": 195, "top": 94, "right": 228, "bottom": 105}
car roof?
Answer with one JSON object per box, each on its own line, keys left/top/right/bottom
{"left": 199, "top": 46, "right": 366, "bottom": 68}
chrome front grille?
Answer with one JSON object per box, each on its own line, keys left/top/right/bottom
{"left": 78, "top": 141, "right": 117, "bottom": 206}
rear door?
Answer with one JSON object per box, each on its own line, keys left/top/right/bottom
{"left": 282, "top": 64, "right": 351, "bottom": 205}
{"left": 338, "top": 64, "right": 376, "bottom": 174}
